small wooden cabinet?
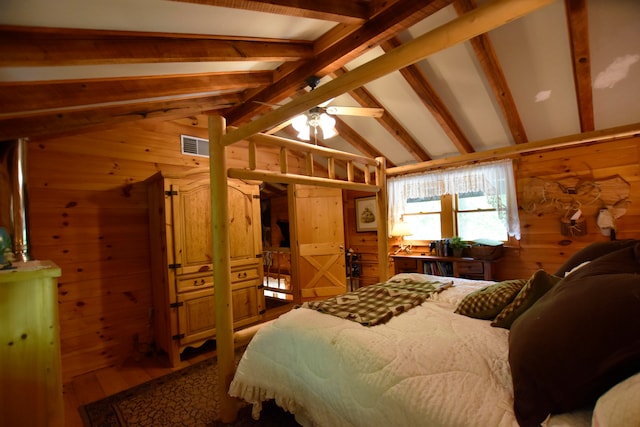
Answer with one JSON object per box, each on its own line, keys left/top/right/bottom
{"left": 147, "top": 172, "right": 264, "bottom": 366}
{"left": 1, "top": 261, "right": 63, "bottom": 427}
{"left": 392, "top": 254, "right": 498, "bottom": 281}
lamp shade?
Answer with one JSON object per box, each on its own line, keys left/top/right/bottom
{"left": 291, "top": 111, "right": 337, "bottom": 140}
{"left": 390, "top": 221, "right": 412, "bottom": 237}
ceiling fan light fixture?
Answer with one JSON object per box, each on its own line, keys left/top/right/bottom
{"left": 291, "top": 110, "right": 337, "bottom": 141}
{"left": 319, "top": 113, "right": 337, "bottom": 139}
{"left": 291, "top": 114, "right": 311, "bottom": 140}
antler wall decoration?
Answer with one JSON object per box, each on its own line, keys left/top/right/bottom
{"left": 519, "top": 175, "right": 631, "bottom": 237}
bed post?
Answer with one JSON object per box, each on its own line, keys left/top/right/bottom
{"left": 208, "top": 115, "right": 238, "bottom": 423}
{"left": 375, "top": 156, "right": 389, "bottom": 281}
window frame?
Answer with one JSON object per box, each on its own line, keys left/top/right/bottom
{"left": 401, "top": 193, "right": 514, "bottom": 245}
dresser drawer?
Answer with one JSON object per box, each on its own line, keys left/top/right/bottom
{"left": 456, "top": 261, "right": 484, "bottom": 275}
{"left": 394, "top": 257, "right": 419, "bottom": 273}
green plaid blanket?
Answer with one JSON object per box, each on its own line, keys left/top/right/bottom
{"left": 302, "top": 278, "right": 453, "bottom": 326}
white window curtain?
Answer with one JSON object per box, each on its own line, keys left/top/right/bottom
{"left": 388, "top": 159, "right": 521, "bottom": 240}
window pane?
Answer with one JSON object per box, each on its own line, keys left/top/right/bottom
{"left": 458, "top": 192, "right": 493, "bottom": 211}
{"left": 457, "top": 211, "right": 507, "bottom": 241}
{"left": 406, "top": 196, "right": 441, "bottom": 214}
{"left": 404, "top": 213, "right": 441, "bottom": 240}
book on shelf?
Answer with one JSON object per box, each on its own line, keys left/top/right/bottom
{"left": 423, "top": 261, "right": 453, "bottom": 277}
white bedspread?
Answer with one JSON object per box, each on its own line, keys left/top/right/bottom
{"left": 229, "top": 274, "right": 592, "bottom": 427}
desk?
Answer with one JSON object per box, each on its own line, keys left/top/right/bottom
{"left": 391, "top": 254, "right": 498, "bottom": 281}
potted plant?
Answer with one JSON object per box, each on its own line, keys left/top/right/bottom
{"left": 449, "top": 236, "right": 467, "bottom": 257}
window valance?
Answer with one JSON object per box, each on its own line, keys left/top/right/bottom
{"left": 388, "top": 159, "right": 521, "bottom": 240}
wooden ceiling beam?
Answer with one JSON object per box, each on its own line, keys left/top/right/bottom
{"left": 168, "top": 0, "right": 371, "bottom": 24}
{"left": 0, "top": 93, "right": 242, "bottom": 141}
{"left": 223, "top": 0, "right": 557, "bottom": 145}
{"left": 380, "top": 37, "right": 475, "bottom": 155}
{"left": 454, "top": 0, "right": 528, "bottom": 144}
{"left": 387, "top": 122, "right": 640, "bottom": 176}
{"left": 0, "top": 71, "right": 272, "bottom": 115}
{"left": 331, "top": 67, "right": 431, "bottom": 162}
{"left": 565, "top": 0, "right": 594, "bottom": 132}
{"left": 333, "top": 119, "right": 395, "bottom": 167}
{"left": 223, "top": 0, "right": 454, "bottom": 125}
{"left": 0, "top": 25, "right": 312, "bottom": 66}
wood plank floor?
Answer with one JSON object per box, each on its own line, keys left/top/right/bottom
{"left": 63, "top": 302, "right": 294, "bottom": 427}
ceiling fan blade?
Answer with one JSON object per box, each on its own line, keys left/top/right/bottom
{"left": 325, "top": 106, "right": 384, "bottom": 117}
{"left": 254, "top": 100, "right": 283, "bottom": 108}
{"left": 266, "top": 119, "right": 292, "bottom": 135}
{"left": 318, "top": 98, "right": 335, "bottom": 108}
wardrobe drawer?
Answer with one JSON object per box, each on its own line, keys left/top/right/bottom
{"left": 177, "top": 274, "right": 213, "bottom": 292}
{"left": 231, "top": 266, "right": 260, "bottom": 284}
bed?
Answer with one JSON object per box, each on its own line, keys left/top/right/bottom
{"left": 229, "top": 241, "right": 640, "bottom": 427}
{"left": 207, "top": 1, "right": 638, "bottom": 423}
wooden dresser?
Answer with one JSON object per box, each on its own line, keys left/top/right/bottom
{"left": 146, "top": 173, "right": 264, "bottom": 366}
{"left": 0, "top": 261, "right": 63, "bottom": 427}
{"left": 392, "top": 254, "right": 499, "bottom": 281}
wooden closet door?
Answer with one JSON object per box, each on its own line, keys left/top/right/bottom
{"left": 227, "top": 180, "right": 261, "bottom": 262}
{"left": 290, "top": 185, "right": 346, "bottom": 302}
{"left": 170, "top": 178, "right": 214, "bottom": 275}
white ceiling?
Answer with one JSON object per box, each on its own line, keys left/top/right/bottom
{"left": 1, "top": 0, "right": 639, "bottom": 168}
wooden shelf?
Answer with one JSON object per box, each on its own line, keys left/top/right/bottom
{"left": 391, "top": 254, "right": 499, "bottom": 281}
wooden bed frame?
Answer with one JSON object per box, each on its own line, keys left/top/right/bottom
{"left": 202, "top": 0, "right": 640, "bottom": 422}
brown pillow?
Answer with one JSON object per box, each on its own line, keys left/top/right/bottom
{"left": 509, "top": 272, "right": 640, "bottom": 427}
{"left": 454, "top": 279, "right": 526, "bottom": 319}
{"left": 553, "top": 239, "right": 638, "bottom": 277}
{"left": 491, "top": 270, "right": 561, "bottom": 329}
{"left": 563, "top": 242, "right": 640, "bottom": 280}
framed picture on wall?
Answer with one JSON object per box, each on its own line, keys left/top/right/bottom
{"left": 355, "top": 196, "right": 377, "bottom": 232}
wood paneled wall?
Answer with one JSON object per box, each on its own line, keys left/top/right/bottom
{"left": 347, "top": 138, "right": 640, "bottom": 284}
{"left": 27, "top": 115, "right": 301, "bottom": 382}
{"left": 500, "top": 138, "right": 639, "bottom": 279}
{"left": 26, "top": 116, "right": 638, "bottom": 382}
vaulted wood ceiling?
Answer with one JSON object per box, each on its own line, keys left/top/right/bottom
{"left": 1, "top": 0, "right": 639, "bottom": 168}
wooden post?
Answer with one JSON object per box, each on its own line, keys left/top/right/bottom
{"left": 208, "top": 115, "right": 237, "bottom": 423}
{"left": 375, "top": 157, "right": 389, "bottom": 281}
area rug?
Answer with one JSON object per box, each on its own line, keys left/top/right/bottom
{"left": 79, "top": 348, "right": 299, "bottom": 427}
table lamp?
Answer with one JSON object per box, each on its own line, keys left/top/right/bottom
{"left": 391, "top": 221, "right": 413, "bottom": 254}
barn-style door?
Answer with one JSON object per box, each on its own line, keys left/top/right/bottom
{"left": 289, "top": 185, "right": 346, "bottom": 302}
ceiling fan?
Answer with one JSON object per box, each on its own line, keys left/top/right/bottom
{"left": 265, "top": 76, "right": 384, "bottom": 142}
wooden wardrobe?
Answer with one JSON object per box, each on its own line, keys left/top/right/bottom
{"left": 146, "top": 172, "right": 264, "bottom": 366}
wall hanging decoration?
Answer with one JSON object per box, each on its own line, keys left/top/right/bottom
{"left": 519, "top": 174, "right": 630, "bottom": 237}
{"left": 355, "top": 196, "right": 377, "bottom": 232}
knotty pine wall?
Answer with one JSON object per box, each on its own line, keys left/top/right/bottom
{"left": 503, "top": 138, "right": 639, "bottom": 278}
{"left": 347, "top": 138, "right": 640, "bottom": 284}
{"left": 27, "top": 116, "right": 306, "bottom": 382}
{"left": 26, "top": 115, "right": 638, "bottom": 382}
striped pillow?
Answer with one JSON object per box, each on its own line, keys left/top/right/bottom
{"left": 454, "top": 279, "right": 527, "bottom": 319}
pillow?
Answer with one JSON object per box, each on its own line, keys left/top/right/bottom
{"left": 454, "top": 279, "right": 526, "bottom": 319}
{"left": 509, "top": 272, "right": 640, "bottom": 427}
{"left": 490, "top": 270, "right": 561, "bottom": 329}
{"left": 563, "top": 260, "right": 590, "bottom": 277}
{"left": 554, "top": 239, "right": 638, "bottom": 277}
{"left": 592, "top": 372, "right": 640, "bottom": 427}
{"left": 563, "top": 243, "right": 640, "bottom": 280}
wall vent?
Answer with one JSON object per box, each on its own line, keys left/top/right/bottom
{"left": 181, "top": 135, "right": 209, "bottom": 157}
